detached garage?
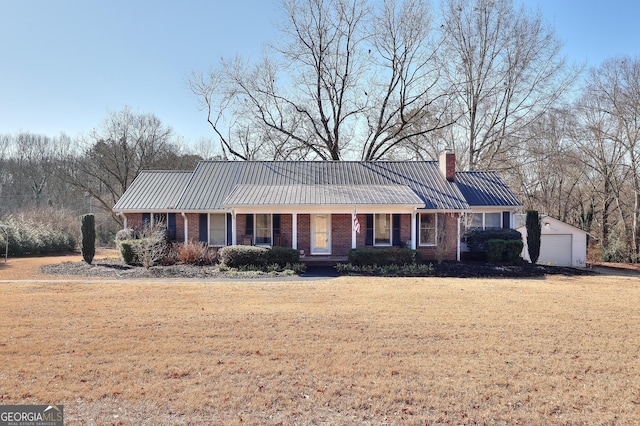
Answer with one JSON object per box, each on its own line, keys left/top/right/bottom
{"left": 516, "top": 215, "right": 588, "bottom": 268}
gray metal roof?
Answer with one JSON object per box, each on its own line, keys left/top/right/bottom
{"left": 455, "top": 171, "right": 522, "bottom": 207}
{"left": 174, "top": 161, "right": 471, "bottom": 211}
{"left": 113, "top": 171, "right": 193, "bottom": 211}
{"left": 222, "top": 184, "right": 424, "bottom": 207}
{"left": 113, "top": 161, "right": 522, "bottom": 213}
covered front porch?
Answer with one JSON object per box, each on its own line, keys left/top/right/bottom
{"left": 223, "top": 183, "right": 426, "bottom": 258}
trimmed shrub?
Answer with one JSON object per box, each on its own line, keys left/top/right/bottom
{"left": 505, "top": 239, "right": 524, "bottom": 263}
{"left": 348, "top": 247, "right": 420, "bottom": 267}
{"left": 480, "top": 237, "right": 523, "bottom": 264}
{"left": 118, "top": 240, "right": 138, "bottom": 265}
{"left": 486, "top": 239, "right": 506, "bottom": 263}
{"left": 80, "top": 214, "right": 96, "bottom": 265}
{"left": 465, "top": 228, "right": 522, "bottom": 260}
{"left": 526, "top": 211, "right": 541, "bottom": 264}
{"left": 219, "top": 245, "right": 270, "bottom": 268}
{"left": 268, "top": 246, "right": 300, "bottom": 265}
{"left": 218, "top": 245, "right": 300, "bottom": 268}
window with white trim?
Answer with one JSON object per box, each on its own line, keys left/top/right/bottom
{"left": 208, "top": 213, "right": 226, "bottom": 246}
{"left": 485, "top": 212, "right": 501, "bottom": 229}
{"left": 374, "top": 213, "right": 391, "bottom": 246}
{"left": 467, "top": 212, "right": 502, "bottom": 230}
{"left": 419, "top": 213, "right": 437, "bottom": 246}
{"left": 255, "top": 213, "right": 272, "bottom": 245}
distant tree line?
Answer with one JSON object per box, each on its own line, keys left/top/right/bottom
{"left": 0, "top": 107, "right": 203, "bottom": 244}
{"left": 2, "top": 0, "right": 640, "bottom": 262}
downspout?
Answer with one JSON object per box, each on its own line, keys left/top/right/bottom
{"left": 181, "top": 212, "right": 188, "bottom": 243}
{"left": 117, "top": 212, "right": 127, "bottom": 229}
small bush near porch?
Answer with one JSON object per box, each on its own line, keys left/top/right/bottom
{"left": 347, "top": 247, "right": 420, "bottom": 267}
{"left": 218, "top": 245, "right": 300, "bottom": 268}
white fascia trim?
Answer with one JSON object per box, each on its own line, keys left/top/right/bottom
{"left": 231, "top": 204, "right": 423, "bottom": 214}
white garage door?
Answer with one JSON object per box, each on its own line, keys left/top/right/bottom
{"left": 539, "top": 234, "right": 572, "bottom": 267}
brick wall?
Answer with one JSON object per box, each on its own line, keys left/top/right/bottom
{"left": 417, "top": 213, "right": 459, "bottom": 261}
{"left": 123, "top": 211, "right": 460, "bottom": 261}
{"left": 185, "top": 213, "right": 200, "bottom": 243}
{"left": 236, "top": 214, "right": 249, "bottom": 245}
{"left": 297, "top": 214, "right": 311, "bottom": 255}
{"left": 278, "top": 214, "right": 293, "bottom": 248}
{"left": 331, "top": 214, "right": 352, "bottom": 256}
{"left": 125, "top": 213, "right": 144, "bottom": 230}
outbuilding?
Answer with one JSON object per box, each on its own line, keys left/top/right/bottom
{"left": 516, "top": 215, "right": 588, "bottom": 268}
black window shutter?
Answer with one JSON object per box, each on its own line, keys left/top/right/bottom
{"left": 245, "top": 214, "right": 254, "bottom": 236}
{"left": 168, "top": 213, "right": 177, "bottom": 241}
{"left": 502, "top": 212, "right": 510, "bottom": 229}
{"left": 273, "top": 214, "right": 281, "bottom": 235}
{"left": 392, "top": 214, "right": 401, "bottom": 246}
{"left": 199, "top": 213, "right": 208, "bottom": 242}
{"left": 226, "top": 213, "right": 233, "bottom": 245}
{"left": 416, "top": 213, "right": 420, "bottom": 244}
{"left": 142, "top": 213, "right": 151, "bottom": 225}
{"left": 365, "top": 214, "right": 374, "bottom": 246}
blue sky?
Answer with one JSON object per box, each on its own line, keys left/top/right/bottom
{"left": 1, "top": 0, "right": 638, "bottom": 146}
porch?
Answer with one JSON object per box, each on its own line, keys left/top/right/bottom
{"left": 299, "top": 255, "right": 349, "bottom": 266}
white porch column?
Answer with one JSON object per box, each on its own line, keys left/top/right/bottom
{"left": 411, "top": 211, "right": 417, "bottom": 250}
{"left": 457, "top": 214, "right": 461, "bottom": 262}
{"left": 292, "top": 213, "right": 298, "bottom": 250}
{"left": 122, "top": 214, "right": 128, "bottom": 229}
{"left": 232, "top": 210, "right": 237, "bottom": 245}
{"left": 181, "top": 212, "right": 188, "bottom": 243}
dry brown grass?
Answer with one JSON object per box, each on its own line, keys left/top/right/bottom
{"left": 0, "top": 256, "right": 638, "bottom": 425}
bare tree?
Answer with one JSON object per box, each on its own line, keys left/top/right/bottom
{"left": 577, "top": 57, "right": 640, "bottom": 259}
{"left": 513, "top": 108, "right": 585, "bottom": 222}
{"left": 190, "top": 0, "right": 452, "bottom": 161}
{"left": 63, "top": 107, "right": 200, "bottom": 223}
{"left": 0, "top": 133, "right": 64, "bottom": 211}
{"left": 441, "top": 0, "right": 579, "bottom": 170}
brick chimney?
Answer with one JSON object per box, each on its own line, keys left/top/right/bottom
{"left": 439, "top": 149, "right": 456, "bottom": 182}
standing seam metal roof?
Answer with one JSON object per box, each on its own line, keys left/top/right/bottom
{"left": 113, "top": 162, "right": 522, "bottom": 213}
{"left": 222, "top": 184, "right": 425, "bottom": 206}
{"left": 455, "top": 171, "right": 522, "bottom": 207}
{"left": 174, "top": 161, "right": 472, "bottom": 211}
{"left": 113, "top": 171, "right": 193, "bottom": 211}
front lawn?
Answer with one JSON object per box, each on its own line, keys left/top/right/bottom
{"left": 1, "top": 275, "right": 638, "bottom": 424}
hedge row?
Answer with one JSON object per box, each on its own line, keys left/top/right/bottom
{"left": 0, "top": 217, "right": 76, "bottom": 256}
{"left": 464, "top": 228, "right": 523, "bottom": 262}
{"left": 486, "top": 239, "right": 524, "bottom": 264}
{"left": 347, "top": 247, "right": 420, "bottom": 267}
{"left": 218, "top": 245, "right": 300, "bottom": 268}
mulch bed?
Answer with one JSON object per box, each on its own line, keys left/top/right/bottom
{"left": 430, "top": 261, "right": 596, "bottom": 278}
{"left": 39, "top": 259, "right": 296, "bottom": 279}
{"left": 39, "top": 258, "right": 596, "bottom": 279}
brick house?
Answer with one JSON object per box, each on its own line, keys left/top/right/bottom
{"left": 112, "top": 152, "right": 521, "bottom": 262}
